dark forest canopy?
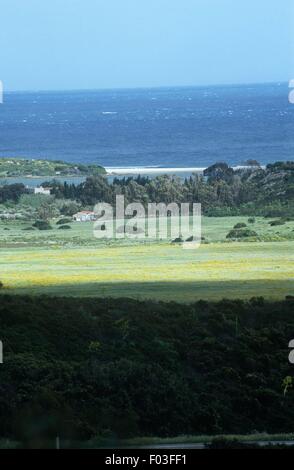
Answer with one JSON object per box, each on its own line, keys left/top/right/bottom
{"left": 0, "top": 295, "right": 294, "bottom": 445}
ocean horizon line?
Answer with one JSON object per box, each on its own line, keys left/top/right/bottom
{"left": 3, "top": 80, "right": 287, "bottom": 95}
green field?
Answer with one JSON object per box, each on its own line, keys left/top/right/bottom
{"left": 0, "top": 215, "right": 293, "bottom": 301}
{"left": 0, "top": 156, "right": 105, "bottom": 176}
{"left": 1, "top": 215, "right": 294, "bottom": 247}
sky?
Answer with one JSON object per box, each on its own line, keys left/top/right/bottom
{"left": 0, "top": 0, "right": 293, "bottom": 91}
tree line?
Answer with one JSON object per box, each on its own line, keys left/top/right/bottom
{"left": 1, "top": 161, "right": 293, "bottom": 217}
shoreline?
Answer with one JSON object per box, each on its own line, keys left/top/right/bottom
{"left": 105, "top": 165, "right": 265, "bottom": 176}
{"left": 0, "top": 164, "right": 265, "bottom": 182}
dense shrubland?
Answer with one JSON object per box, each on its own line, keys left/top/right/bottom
{"left": 0, "top": 295, "right": 294, "bottom": 445}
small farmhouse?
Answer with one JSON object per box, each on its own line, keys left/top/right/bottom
{"left": 73, "top": 211, "right": 96, "bottom": 222}
{"left": 34, "top": 186, "right": 52, "bottom": 196}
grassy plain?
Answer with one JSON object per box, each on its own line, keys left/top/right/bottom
{"left": 0, "top": 215, "right": 294, "bottom": 247}
{"left": 0, "top": 215, "right": 293, "bottom": 301}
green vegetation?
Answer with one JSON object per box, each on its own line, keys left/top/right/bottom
{"left": 234, "top": 223, "right": 247, "bottom": 229}
{"left": 0, "top": 213, "right": 293, "bottom": 301}
{"left": 1, "top": 216, "right": 294, "bottom": 247}
{"left": 270, "top": 220, "right": 286, "bottom": 227}
{"left": 56, "top": 218, "right": 72, "bottom": 225}
{"left": 0, "top": 159, "right": 293, "bottom": 448}
{"left": 206, "top": 439, "right": 290, "bottom": 449}
{"left": 226, "top": 228, "right": 258, "bottom": 239}
{"left": 0, "top": 161, "right": 293, "bottom": 223}
{"left": 0, "top": 240, "right": 292, "bottom": 301}
{"left": 115, "top": 432, "right": 294, "bottom": 447}
{"left": 42, "top": 161, "right": 294, "bottom": 217}
{"left": 1, "top": 296, "right": 294, "bottom": 447}
{"left": 0, "top": 157, "right": 105, "bottom": 177}
{"left": 32, "top": 220, "right": 52, "bottom": 230}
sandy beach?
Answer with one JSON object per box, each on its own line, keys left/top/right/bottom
{"left": 105, "top": 165, "right": 265, "bottom": 176}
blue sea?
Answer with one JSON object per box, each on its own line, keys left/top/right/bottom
{"left": 0, "top": 82, "right": 293, "bottom": 169}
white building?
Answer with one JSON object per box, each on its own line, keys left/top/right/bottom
{"left": 34, "top": 186, "right": 52, "bottom": 196}
{"left": 73, "top": 211, "right": 96, "bottom": 222}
